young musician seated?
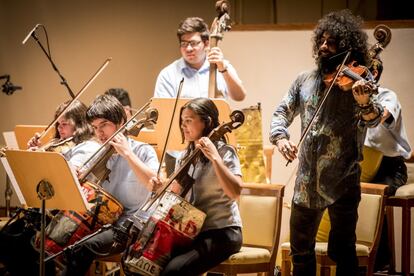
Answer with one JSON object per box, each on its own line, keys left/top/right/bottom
{"left": 0, "top": 100, "right": 99, "bottom": 276}
{"left": 27, "top": 99, "right": 100, "bottom": 168}
{"left": 152, "top": 97, "right": 243, "bottom": 275}
{"left": 62, "top": 94, "right": 159, "bottom": 276}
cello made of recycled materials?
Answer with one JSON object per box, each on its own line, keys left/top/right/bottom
{"left": 122, "top": 110, "right": 245, "bottom": 276}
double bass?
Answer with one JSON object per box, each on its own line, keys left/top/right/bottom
{"left": 360, "top": 24, "right": 392, "bottom": 182}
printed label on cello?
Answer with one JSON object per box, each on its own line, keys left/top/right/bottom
{"left": 126, "top": 256, "right": 162, "bottom": 276}
{"left": 152, "top": 192, "right": 206, "bottom": 238}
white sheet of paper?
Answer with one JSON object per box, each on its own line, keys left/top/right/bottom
{"left": 2, "top": 131, "right": 18, "bottom": 149}
{"left": 1, "top": 157, "right": 26, "bottom": 205}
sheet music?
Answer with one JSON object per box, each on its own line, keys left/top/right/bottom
{"left": 1, "top": 157, "right": 26, "bottom": 205}
{"left": 2, "top": 131, "right": 18, "bottom": 149}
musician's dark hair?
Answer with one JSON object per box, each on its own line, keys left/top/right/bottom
{"left": 54, "top": 99, "right": 94, "bottom": 144}
{"left": 177, "top": 17, "right": 210, "bottom": 42}
{"left": 104, "top": 88, "right": 131, "bottom": 107}
{"left": 86, "top": 94, "right": 127, "bottom": 126}
{"left": 312, "top": 9, "right": 370, "bottom": 68}
{"left": 179, "top": 97, "right": 224, "bottom": 163}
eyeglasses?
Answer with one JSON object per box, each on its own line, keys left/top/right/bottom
{"left": 179, "top": 40, "right": 203, "bottom": 48}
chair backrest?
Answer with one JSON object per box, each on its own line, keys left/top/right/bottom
{"left": 238, "top": 183, "right": 284, "bottom": 253}
{"left": 357, "top": 183, "right": 387, "bottom": 249}
{"left": 316, "top": 182, "right": 387, "bottom": 247}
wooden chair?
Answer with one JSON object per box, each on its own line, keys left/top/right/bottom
{"left": 281, "top": 183, "right": 387, "bottom": 276}
{"left": 208, "top": 183, "right": 285, "bottom": 276}
{"left": 387, "top": 183, "right": 414, "bottom": 275}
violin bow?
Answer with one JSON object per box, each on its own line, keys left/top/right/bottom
{"left": 37, "top": 58, "right": 112, "bottom": 142}
{"left": 156, "top": 78, "right": 185, "bottom": 177}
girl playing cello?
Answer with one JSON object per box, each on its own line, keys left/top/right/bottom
{"left": 152, "top": 97, "right": 243, "bottom": 275}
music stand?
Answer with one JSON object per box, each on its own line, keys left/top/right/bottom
{"left": 14, "top": 125, "right": 54, "bottom": 150}
{"left": 4, "top": 149, "right": 89, "bottom": 276}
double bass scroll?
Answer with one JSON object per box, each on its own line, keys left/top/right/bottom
{"left": 208, "top": 0, "right": 232, "bottom": 98}
{"left": 368, "top": 24, "right": 392, "bottom": 61}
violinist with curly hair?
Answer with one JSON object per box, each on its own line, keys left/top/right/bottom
{"left": 270, "top": 10, "right": 383, "bottom": 276}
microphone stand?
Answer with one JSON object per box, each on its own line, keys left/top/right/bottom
{"left": 25, "top": 25, "right": 75, "bottom": 99}
{"left": 44, "top": 224, "right": 113, "bottom": 263}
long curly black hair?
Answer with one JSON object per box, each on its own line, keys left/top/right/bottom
{"left": 312, "top": 10, "right": 370, "bottom": 69}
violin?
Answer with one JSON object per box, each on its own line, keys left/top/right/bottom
{"left": 323, "top": 24, "right": 392, "bottom": 93}
{"left": 40, "top": 137, "right": 76, "bottom": 153}
{"left": 323, "top": 60, "right": 377, "bottom": 92}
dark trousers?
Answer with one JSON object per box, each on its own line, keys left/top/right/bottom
{"left": 0, "top": 212, "right": 55, "bottom": 276}
{"left": 290, "top": 185, "right": 361, "bottom": 276}
{"left": 373, "top": 156, "right": 407, "bottom": 196}
{"left": 62, "top": 228, "right": 123, "bottom": 276}
{"left": 161, "top": 226, "right": 242, "bottom": 276}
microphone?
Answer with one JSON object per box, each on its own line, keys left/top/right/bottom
{"left": 2, "top": 83, "right": 22, "bottom": 95}
{"left": 1, "top": 75, "right": 22, "bottom": 95}
{"left": 22, "top": 24, "right": 40, "bottom": 45}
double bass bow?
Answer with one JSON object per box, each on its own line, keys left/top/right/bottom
{"left": 208, "top": 0, "right": 232, "bottom": 98}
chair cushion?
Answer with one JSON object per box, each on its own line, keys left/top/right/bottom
{"left": 314, "top": 242, "right": 370, "bottom": 256}
{"left": 360, "top": 146, "right": 383, "bottom": 182}
{"left": 282, "top": 241, "right": 370, "bottom": 257}
{"left": 281, "top": 242, "right": 290, "bottom": 250}
{"left": 219, "top": 246, "right": 271, "bottom": 264}
{"left": 395, "top": 183, "right": 414, "bottom": 196}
